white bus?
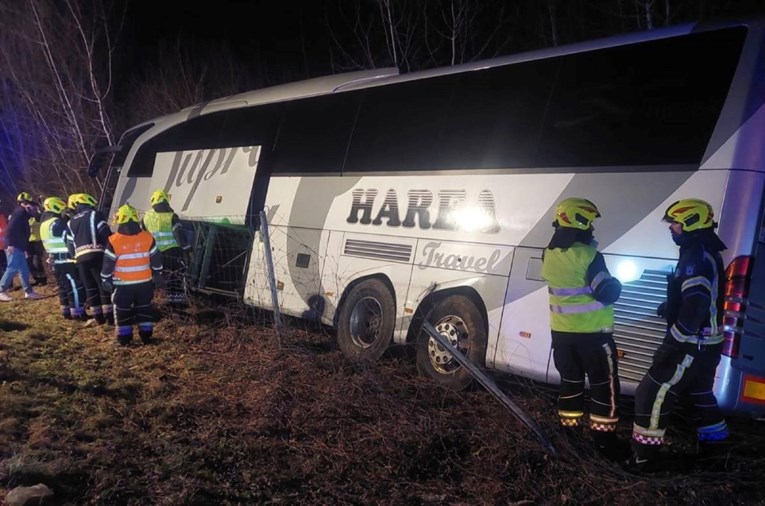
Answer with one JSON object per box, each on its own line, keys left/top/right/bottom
{"left": 90, "top": 19, "right": 765, "bottom": 416}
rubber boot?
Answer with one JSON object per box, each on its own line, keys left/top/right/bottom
{"left": 138, "top": 322, "right": 153, "bottom": 345}
{"left": 623, "top": 441, "right": 661, "bottom": 473}
{"left": 103, "top": 305, "right": 115, "bottom": 326}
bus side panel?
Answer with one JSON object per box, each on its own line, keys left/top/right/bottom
{"left": 329, "top": 231, "right": 418, "bottom": 340}
{"left": 494, "top": 247, "right": 551, "bottom": 383}
{"left": 405, "top": 239, "right": 514, "bottom": 351}
{"left": 271, "top": 226, "right": 330, "bottom": 321}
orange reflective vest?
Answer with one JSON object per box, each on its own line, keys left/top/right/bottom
{"left": 109, "top": 231, "right": 155, "bottom": 285}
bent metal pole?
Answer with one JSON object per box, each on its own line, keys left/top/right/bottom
{"left": 422, "top": 321, "right": 557, "bottom": 457}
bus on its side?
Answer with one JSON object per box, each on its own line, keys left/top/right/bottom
{"left": 91, "top": 19, "right": 765, "bottom": 416}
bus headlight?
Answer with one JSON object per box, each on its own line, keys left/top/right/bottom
{"left": 614, "top": 260, "right": 641, "bottom": 283}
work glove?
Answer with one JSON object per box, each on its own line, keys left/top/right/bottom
{"left": 101, "top": 277, "right": 114, "bottom": 295}
{"left": 152, "top": 271, "right": 164, "bottom": 289}
{"left": 656, "top": 301, "right": 667, "bottom": 319}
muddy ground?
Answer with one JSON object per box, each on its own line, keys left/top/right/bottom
{"left": 1, "top": 285, "right": 763, "bottom": 505}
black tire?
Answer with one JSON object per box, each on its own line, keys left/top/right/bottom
{"left": 416, "top": 295, "right": 487, "bottom": 390}
{"left": 336, "top": 278, "right": 395, "bottom": 362}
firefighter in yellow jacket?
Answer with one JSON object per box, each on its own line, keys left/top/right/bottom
{"left": 142, "top": 189, "right": 191, "bottom": 306}
{"left": 101, "top": 204, "right": 163, "bottom": 346}
{"left": 541, "top": 198, "right": 624, "bottom": 459}
{"left": 40, "top": 197, "right": 85, "bottom": 320}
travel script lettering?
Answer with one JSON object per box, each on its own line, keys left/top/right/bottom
{"left": 162, "top": 146, "right": 258, "bottom": 211}
{"left": 419, "top": 241, "right": 503, "bottom": 273}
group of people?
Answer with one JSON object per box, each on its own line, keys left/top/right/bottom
{"left": 0, "top": 189, "right": 192, "bottom": 346}
{"left": 542, "top": 196, "right": 730, "bottom": 472}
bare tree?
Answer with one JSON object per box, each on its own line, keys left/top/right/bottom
{"left": 125, "top": 38, "right": 252, "bottom": 127}
{"left": 0, "top": 0, "right": 122, "bottom": 200}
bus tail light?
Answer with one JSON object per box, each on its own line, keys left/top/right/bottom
{"left": 722, "top": 256, "right": 754, "bottom": 358}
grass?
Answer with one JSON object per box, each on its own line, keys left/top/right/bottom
{"left": 1, "top": 284, "right": 764, "bottom": 505}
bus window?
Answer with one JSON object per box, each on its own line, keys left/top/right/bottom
{"left": 537, "top": 27, "right": 746, "bottom": 168}
{"left": 271, "top": 92, "right": 361, "bottom": 176}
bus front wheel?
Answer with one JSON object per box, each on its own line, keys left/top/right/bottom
{"left": 416, "top": 295, "right": 487, "bottom": 390}
{"left": 336, "top": 279, "right": 395, "bottom": 362}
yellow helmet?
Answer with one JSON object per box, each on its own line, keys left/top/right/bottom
{"left": 150, "top": 189, "right": 170, "bottom": 206}
{"left": 116, "top": 204, "right": 139, "bottom": 224}
{"left": 663, "top": 198, "right": 715, "bottom": 232}
{"left": 43, "top": 197, "right": 67, "bottom": 214}
{"left": 17, "top": 191, "right": 32, "bottom": 203}
{"left": 67, "top": 194, "right": 81, "bottom": 209}
{"left": 75, "top": 193, "right": 98, "bottom": 207}
{"left": 554, "top": 197, "right": 600, "bottom": 230}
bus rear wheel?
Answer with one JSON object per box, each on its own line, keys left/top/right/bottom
{"left": 336, "top": 279, "right": 395, "bottom": 362}
{"left": 416, "top": 295, "right": 487, "bottom": 390}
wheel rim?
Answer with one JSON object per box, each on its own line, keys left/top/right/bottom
{"left": 427, "top": 315, "right": 469, "bottom": 374}
{"left": 349, "top": 296, "right": 384, "bottom": 348}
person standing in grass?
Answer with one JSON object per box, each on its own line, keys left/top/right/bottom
{"left": 541, "top": 197, "right": 623, "bottom": 460}
{"left": 101, "top": 204, "right": 163, "bottom": 346}
{"left": 142, "top": 189, "right": 191, "bottom": 306}
{"left": 40, "top": 196, "right": 85, "bottom": 320}
{"left": 64, "top": 193, "right": 113, "bottom": 324}
{"left": 0, "top": 193, "right": 41, "bottom": 301}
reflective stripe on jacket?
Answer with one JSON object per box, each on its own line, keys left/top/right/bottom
{"left": 106, "top": 231, "right": 156, "bottom": 285}
{"left": 68, "top": 209, "right": 109, "bottom": 258}
{"left": 40, "top": 217, "right": 74, "bottom": 264}
{"left": 143, "top": 210, "right": 179, "bottom": 252}
{"left": 541, "top": 242, "right": 615, "bottom": 333}
{"left": 666, "top": 245, "right": 725, "bottom": 345}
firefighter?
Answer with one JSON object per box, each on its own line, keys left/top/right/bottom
{"left": 0, "top": 193, "right": 41, "bottom": 301}
{"left": 541, "top": 197, "right": 623, "bottom": 459}
{"left": 26, "top": 194, "right": 47, "bottom": 286}
{"left": 628, "top": 199, "right": 729, "bottom": 469}
{"left": 142, "top": 189, "right": 191, "bottom": 306}
{"left": 101, "top": 204, "right": 162, "bottom": 346}
{"left": 64, "top": 193, "right": 113, "bottom": 324}
{"left": 40, "top": 196, "right": 85, "bottom": 320}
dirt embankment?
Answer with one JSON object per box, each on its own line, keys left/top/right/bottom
{"left": 1, "top": 286, "right": 763, "bottom": 505}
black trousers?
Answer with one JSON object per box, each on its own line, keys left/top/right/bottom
{"left": 162, "top": 247, "right": 187, "bottom": 304}
{"left": 112, "top": 281, "right": 154, "bottom": 343}
{"left": 632, "top": 339, "right": 727, "bottom": 452}
{"left": 27, "top": 241, "right": 47, "bottom": 283}
{"left": 52, "top": 262, "right": 85, "bottom": 318}
{"left": 77, "top": 254, "right": 112, "bottom": 323}
{"left": 0, "top": 250, "right": 6, "bottom": 281}
{"left": 552, "top": 331, "right": 620, "bottom": 431}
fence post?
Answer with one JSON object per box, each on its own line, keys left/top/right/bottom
{"left": 259, "top": 211, "right": 283, "bottom": 343}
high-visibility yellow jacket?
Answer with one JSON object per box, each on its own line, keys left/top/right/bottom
{"left": 29, "top": 217, "right": 41, "bottom": 242}
{"left": 143, "top": 210, "right": 179, "bottom": 252}
{"left": 40, "top": 216, "right": 74, "bottom": 264}
{"left": 541, "top": 242, "right": 615, "bottom": 333}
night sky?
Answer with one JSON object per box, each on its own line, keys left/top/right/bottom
{"left": 123, "top": 1, "right": 335, "bottom": 81}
